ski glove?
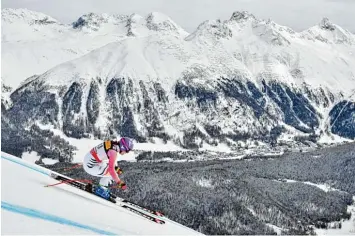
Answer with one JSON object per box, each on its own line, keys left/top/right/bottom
{"left": 115, "top": 166, "right": 123, "bottom": 175}
{"left": 116, "top": 181, "right": 127, "bottom": 190}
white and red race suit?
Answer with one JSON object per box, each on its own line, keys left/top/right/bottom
{"left": 83, "top": 140, "right": 121, "bottom": 186}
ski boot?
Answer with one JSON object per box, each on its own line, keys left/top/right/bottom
{"left": 94, "top": 186, "right": 117, "bottom": 203}
{"left": 94, "top": 186, "right": 111, "bottom": 200}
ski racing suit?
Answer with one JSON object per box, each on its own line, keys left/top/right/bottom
{"left": 83, "top": 141, "right": 121, "bottom": 187}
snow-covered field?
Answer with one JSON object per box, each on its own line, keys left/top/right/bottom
{"left": 1, "top": 152, "right": 202, "bottom": 235}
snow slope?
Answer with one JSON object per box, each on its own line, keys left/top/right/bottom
{"left": 3, "top": 8, "right": 355, "bottom": 95}
{"left": 1, "top": 8, "right": 188, "bottom": 89}
{"left": 1, "top": 152, "right": 202, "bottom": 235}
{"left": 21, "top": 11, "right": 355, "bottom": 95}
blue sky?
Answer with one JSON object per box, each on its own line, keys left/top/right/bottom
{"left": 2, "top": 0, "right": 355, "bottom": 32}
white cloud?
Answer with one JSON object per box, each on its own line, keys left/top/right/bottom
{"left": 2, "top": 0, "right": 355, "bottom": 32}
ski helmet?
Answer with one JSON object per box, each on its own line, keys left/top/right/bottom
{"left": 119, "top": 137, "right": 134, "bottom": 153}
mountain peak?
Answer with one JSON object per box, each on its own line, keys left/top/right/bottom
{"left": 185, "top": 19, "right": 232, "bottom": 41}
{"left": 302, "top": 17, "right": 355, "bottom": 45}
{"left": 72, "top": 13, "right": 104, "bottom": 30}
{"left": 146, "top": 12, "right": 187, "bottom": 35}
{"left": 319, "top": 17, "right": 336, "bottom": 31}
{"left": 146, "top": 12, "right": 171, "bottom": 22}
{"left": 129, "top": 13, "right": 144, "bottom": 21}
{"left": 2, "top": 8, "right": 58, "bottom": 25}
{"left": 72, "top": 12, "right": 128, "bottom": 30}
{"left": 230, "top": 11, "right": 256, "bottom": 22}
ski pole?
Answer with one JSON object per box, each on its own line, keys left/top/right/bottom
{"left": 45, "top": 163, "right": 83, "bottom": 172}
{"left": 44, "top": 179, "right": 92, "bottom": 187}
{"left": 63, "top": 163, "right": 83, "bottom": 171}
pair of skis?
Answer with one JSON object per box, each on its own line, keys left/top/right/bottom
{"left": 48, "top": 172, "right": 165, "bottom": 224}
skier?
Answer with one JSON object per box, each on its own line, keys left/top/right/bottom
{"left": 83, "top": 137, "right": 134, "bottom": 198}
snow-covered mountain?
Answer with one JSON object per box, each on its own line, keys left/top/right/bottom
{"left": 1, "top": 152, "right": 201, "bottom": 234}
{"left": 302, "top": 17, "right": 355, "bottom": 45}
{"left": 2, "top": 9, "right": 355, "bottom": 156}
{"left": 1, "top": 8, "right": 188, "bottom": 89}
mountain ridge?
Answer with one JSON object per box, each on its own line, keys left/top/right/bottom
{"left": 2, "top": 8, "right": 355, "bottom": 90}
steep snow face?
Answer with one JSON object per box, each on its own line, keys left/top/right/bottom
{"left": 1, "top": 9, "right": 126, "bottom": 90}
{"left": 186, "top": 11, "right": 355, "bottom": 95}
{"left": 1, "top": 9, "right": 189, "bottom": 89}
{"left": 26, "top": 35, "right": 191, "bottom": 89}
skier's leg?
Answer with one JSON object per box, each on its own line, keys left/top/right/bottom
{"left": 83, "top": 152, "right": 109, "bottom": 177}
{"left": 99, "top": 177, "right": 115, "bottom": 187}
{"left": 83, "top": 152, "right": 112, "bottom": 194}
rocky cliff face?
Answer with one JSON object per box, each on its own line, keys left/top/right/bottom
{"left": 5, "top": 71, "right": 352, "bottom": 152}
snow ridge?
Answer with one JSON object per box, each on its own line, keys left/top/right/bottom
{"left": 72, "top": 12, "right": 129, "bottom": 31}
{"left": 1, "top": 8, "right": 58, "bottom": 24}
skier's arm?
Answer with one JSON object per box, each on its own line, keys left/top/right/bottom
{"left": 107, "top": 149, "right": 121, "bottom": 184}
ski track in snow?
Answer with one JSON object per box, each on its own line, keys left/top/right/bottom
{"left": 2, "top": 210, "right": 98, "bottom": 235}
{"left": 1, "top": 201, "right": 117, "bottom": 235}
